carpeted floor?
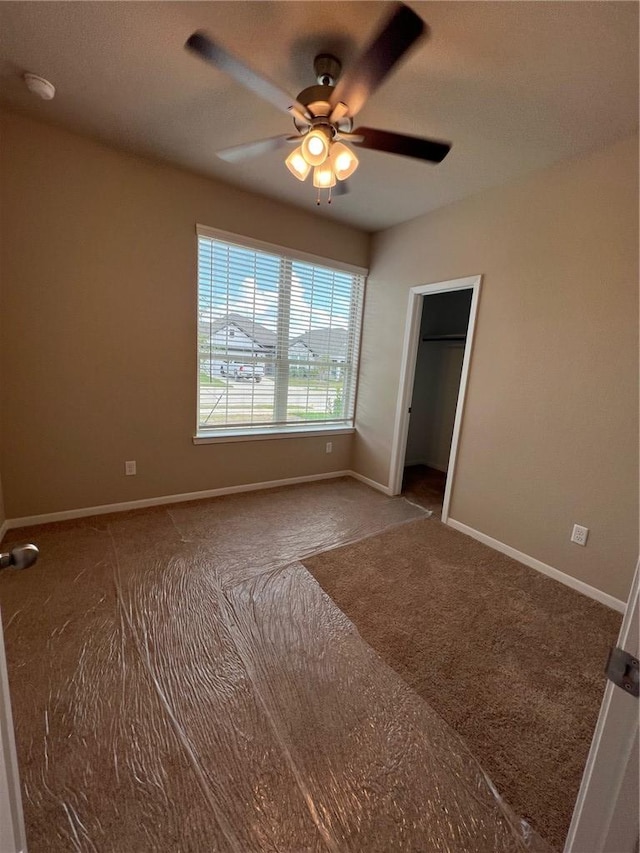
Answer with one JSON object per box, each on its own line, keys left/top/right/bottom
{"left": 1, "top": 474, "right": 620, "bottom": 850}
{"left": 303, "top": 509, "right": 622, "bottom": 851}
{"left": 0, "top": 478, "right": 557, "bottom": 852}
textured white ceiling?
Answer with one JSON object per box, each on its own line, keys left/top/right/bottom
{"left": 0, "top": 1, "right": 637, "bottom": 231}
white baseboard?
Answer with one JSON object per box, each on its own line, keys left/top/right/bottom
{"left": 447, "top": 517, "right": 625, "bottom": 613}
{"left": 4, "top": 470, "right": 355, "bottom": 530}
{"left": 348, "top": 470, "right": 393, "bottom": 496}
{"left": 16, "top": 478, "right": 619, "bottom": 614}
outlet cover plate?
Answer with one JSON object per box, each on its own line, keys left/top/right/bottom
{"left": 571, "top": 524, "right": 589, "bottom": 546}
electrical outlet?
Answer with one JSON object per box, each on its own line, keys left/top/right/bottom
{"left": 125, "top": 460, "right": 137, "bottom": 476}
{"left": 571, "top": 524, "right": 589, "bottom": 546}
{"left": 325, "top": 441, "right": 332, "bottom": 454}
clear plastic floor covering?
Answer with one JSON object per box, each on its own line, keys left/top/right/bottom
{"left": 0, "top": 479, "right": 554, "bottom": 851}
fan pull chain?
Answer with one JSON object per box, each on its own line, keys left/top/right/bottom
{"left": 316, "top": 187, "right": 333, "bottom": 206}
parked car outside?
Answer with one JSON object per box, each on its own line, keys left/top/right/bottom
{"left": 221, "top": 361, "right": 264, "bottom": 382}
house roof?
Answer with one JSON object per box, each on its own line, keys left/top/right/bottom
{"left": 201, "top": 315, "right": 348, "bottom": 360}
{"left": 290, "top": 328, "right": 348, "bottom": 361}
{"left": 199, "top": 313, "right": 277, "bottom": 349}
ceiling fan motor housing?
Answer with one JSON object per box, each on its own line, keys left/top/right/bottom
{"left": 295, "top": 55, "right": 350, "bottom": 134}
{"left": 293, "top": 83, "right": 340, "bottom": 134}
{"left": 292, "top": 55, "right": 344, "bottom": 129}
{"left": 296, "top": 84, "right": 334, "bottom": 114}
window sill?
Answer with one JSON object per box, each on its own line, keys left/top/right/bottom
{"left": 193, "top": 425, "right": 355, "bottom": 445}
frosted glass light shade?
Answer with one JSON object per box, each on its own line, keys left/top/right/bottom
{"left": 330, "top": 141, "right": 359, "bottom": 180}
{"left": 301, "top": 128, "right": 331, "bottom": 166}
{"left": 312, "top": 164, "right": 336, "bottom": 189}
{"left": 285, "top": 147, "right": 311, "bottom": 181}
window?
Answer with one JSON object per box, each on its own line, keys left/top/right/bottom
{"left": 196, "top": 226, "right": 366, "bottom": 440}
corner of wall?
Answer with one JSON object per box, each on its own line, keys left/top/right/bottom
{"left": 355, "top": 134, "right": 639, "bottom": 602}
{"left": 0, "top": 111, "right": 370, "bottom": 517}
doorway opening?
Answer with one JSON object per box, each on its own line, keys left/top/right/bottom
{"left": 389, "top": 275, "right": 481, "bottom": 522}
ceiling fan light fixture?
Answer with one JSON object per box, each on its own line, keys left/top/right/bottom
{"left": 301, "top": 127, "right": 331, "bottom": 166}
{"left": 285, "top": 147, "right": 311, "bottom": 181}
{"left": 186, "top": 4, "right": 450, "bottom": 206}
{"left": 312, "top": 163, "right": 336, "bottom": 189}
{"left": 330, "top": 141, "right": 359, "bottom": 181}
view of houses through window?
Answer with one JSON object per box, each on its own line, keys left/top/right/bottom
{"left": 197, "top": 229, "right": 365, "bottom": 433}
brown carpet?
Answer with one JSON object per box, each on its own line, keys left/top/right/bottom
{"left": 303, "top": 515, "right": 622, "bottom": 851}
{"left": 0, "top": 478, "right": 557, "bottom": 852}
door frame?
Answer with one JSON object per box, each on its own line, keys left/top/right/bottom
{"left": 389, "top": 274, "right": 482, "bottom": 522}
{"left": 0, "top": 608, "right": 27, "bottom": 853}
{"left": 563, "top": 558, "right": 639, "bottom": 852}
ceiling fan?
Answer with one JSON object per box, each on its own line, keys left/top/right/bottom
{"left": 185, "top": 2, "right": 451, "bottom": 203}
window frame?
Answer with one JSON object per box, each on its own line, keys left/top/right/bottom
{"left": 194, "top": 224, "right": 368, "bottom": 444}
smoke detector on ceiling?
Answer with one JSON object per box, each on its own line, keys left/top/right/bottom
{"left": 23, "top": 73, "right": 55, "bottom": 101}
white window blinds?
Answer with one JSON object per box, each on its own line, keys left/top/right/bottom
{"left": 196, "top": 227, "right": 366, "bottom": 435}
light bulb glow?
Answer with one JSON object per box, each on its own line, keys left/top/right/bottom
{"left": 312, "top": 164, "right": 336, "bottom": 189}
{"left": 307, "top": 136, "right": 324, "bottom": 156}
{"left": 301, "top": 128, "right": 330, "bottom": 166}
{"left": 285, "top": 146, "right": 311, "bottom": 181}
{"left": 329, "top": 141, "right": 359, "bottom": 180}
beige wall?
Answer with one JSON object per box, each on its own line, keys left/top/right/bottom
{"left": 0, "top": 111, "right": 369, "bottom": 518}
{"left": 1, "top": 108, "right": 637, "bottom": 602}
{"left": 357, "top": 134, "right": 639, "bottom": 602}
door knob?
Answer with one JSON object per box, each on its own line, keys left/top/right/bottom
{"left": 0, "top": 543, "right": 39, "bottom": 571}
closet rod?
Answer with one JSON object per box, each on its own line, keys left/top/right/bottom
{"left": 422, "top": 334, "right": 467, "bottom": 342}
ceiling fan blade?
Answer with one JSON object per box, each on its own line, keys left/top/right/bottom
{"left": 216, "top": 134, "right": 295, "bottom": 163}
{"left": 333, "top": 180, "right": 350, "bottom": 197}
{"left": 329, "top": 3, "right": 427, "bottom": 118}
{"left": 186, "top": 32, "right": 311, "bottom": 120}
{"left": 335, "top": 130, "right": 365, "bottom": 143}
{"left": 352, "top": 126, "right": 451, "bottom": 163}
